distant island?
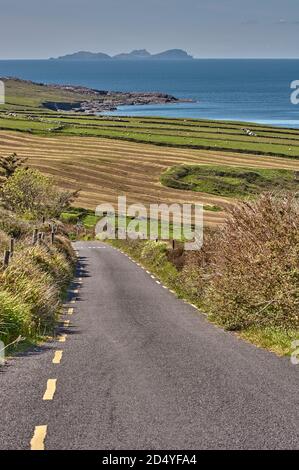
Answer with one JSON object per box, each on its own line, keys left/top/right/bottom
{"left": 51, "top": 49, "right": 194, "bottom": 61}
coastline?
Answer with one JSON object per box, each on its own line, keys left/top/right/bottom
{"left": 1, "top": 77, "right": 193, "bottom": 114}
{"left": 0, "top": 59, "right": 298, "bottom": 127}
{"left": 104, "top": 102, "right": 299, "bottom": 129}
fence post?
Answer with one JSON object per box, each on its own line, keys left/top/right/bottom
{"left": 3, "top": 250, "right": 10, "bottom": 268}
{"left": 10, "top": 237, "right": 15, "bottom": 257}
{"left": 32, "top": 228, "right": 38, "bottom": 245}
{"left": 37, "top": 232, "right": 43, "bottom": 245}
{"left": 51, "top": 225, "right": 55, "bottom": 244}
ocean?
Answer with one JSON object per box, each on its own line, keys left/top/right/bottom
{"left": 0, "top": 59, "right": 299, "bottom": 127}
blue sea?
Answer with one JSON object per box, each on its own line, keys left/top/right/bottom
{"left": 0, "top": 59, "right": 299, "bottom": 127}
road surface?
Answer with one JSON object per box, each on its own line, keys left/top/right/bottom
{"left": 0, "top": 241, "right": 298, "bottom": 450}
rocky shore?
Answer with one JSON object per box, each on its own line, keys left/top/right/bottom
{"left": 43, "top": 84, "right": 191, "bottom": 114}
{"left": 1, "top": 77, "right": 193, "bottom": 115}
{"left": 1, "top": 77, "right": 193, "bottom": 114}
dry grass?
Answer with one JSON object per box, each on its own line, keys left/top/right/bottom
{"left": 1, "top": 131, "right": 299, "bottom": 225}
{"left": 0, "top": 223, "right": 76, "bottom": 344}
{"left": 111, "top": 193, "right": 299, "bottom": 354}
{"left": 182, "top": 192, "right": 299, "bottom": 330}
{"left": 0, "top": 229, "right": 9, "bottom": 253}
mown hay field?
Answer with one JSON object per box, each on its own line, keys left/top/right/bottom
{"left": 1, "top": 130, "right": 299, "bottom": 226}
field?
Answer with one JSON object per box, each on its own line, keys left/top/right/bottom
{"left": 161, "top": 165, "right": 299, "bottom": 198}
{"left": 1, "top": 131, "right": 299, "bottom": 225}
{"left": 1, "top": 78, "right": 299, "bottom": 225}
{"left": 2, "top": 78, "right": 299, "bottom": 158}
{"left": 2, "top": 112, "right": 299, "bottom": 158}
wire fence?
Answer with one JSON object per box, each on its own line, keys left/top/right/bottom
{"left": 2, "top": 221, "right": 58, "bottom": 269}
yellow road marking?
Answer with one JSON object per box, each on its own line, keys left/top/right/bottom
{"left": 67, "top": 308, "right": 74, "bottom": 315}
{"left": 43, "top": 379, "right": 57, "bottom": 400}
{"left": 52, "top": 350, "right": 63, "bottom": 364}
{"left": 30, "top": 425, "right": 47, "bottom": 450}
{"left": 58, "top": 334, "right": 67, "bottom": 342}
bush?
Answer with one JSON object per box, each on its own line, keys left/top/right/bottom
{"left": 60, "top": 212, "right": 79, "bottom": 224}
{"left": 185, "top": 193, "right": 299, "bottom": 330}
{"left": 54, "top": 234, "right": 77, "bottom": 262}
{"left": 140, "top": 240, "right": 179, "bottom": 285}
{"left": 0, "top": 168, "right": 77, "bottom": 219}
{"left": 141, "top": 240, "right": 168, "bottom": 267}
{"left": 0, "top": 208, "right": 31, "bottom": 238}
{"left": 23, "top": 245, "right": 73, "bottom": 288}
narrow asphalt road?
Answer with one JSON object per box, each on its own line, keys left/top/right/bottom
{"left": 0, "top": 241, "right": 298, "bottom": 450}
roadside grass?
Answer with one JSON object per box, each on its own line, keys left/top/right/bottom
{"left": 108, "top": 192, "right": 299, "bottom": 357}
{"left": 63, "top": 207, "right": 203, "bottom": 240}
{"left": 0, "top": 241, "right": 76, "bottom": 346}
{"left": 0, "top": 195, "right": 77, "bottom": 350}
{"left": 238, "top": 327, "right": 299, "bottom": 356}
{"left": 161, "top": 164, "right": 299, "bottom": 198}
{"left": 61, "top": 207, "right": 101, "bottom": 229}
{"left": 109, "top": 238, "right": 298, "bottom": 356}
{"left": 1, "top": 78, "right": 298, "bottom": 357}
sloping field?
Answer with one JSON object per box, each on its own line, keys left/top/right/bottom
{"left": 1, "top": 130, "right": 299, "bottom": 225}
{"left": 2, "top": 78, "right": 299, "bottom": 161}
{"left": 2, "top": 113, "right": 299, "bottom": 159}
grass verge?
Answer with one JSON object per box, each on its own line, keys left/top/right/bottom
{"left": 107, "top": 192, "right": 299, "bottom": 357}
{"left": 109, "top": 238, "right": 297, "bottom": 356}
{"left": 0, "top": 227, "right": 76, "bottom": 351}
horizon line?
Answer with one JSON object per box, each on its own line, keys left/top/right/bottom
{"left": 1, "top": 57, "right": 299, "bottom": 61}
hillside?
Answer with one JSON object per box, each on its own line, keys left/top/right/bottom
{"left": 0, "top": 77, "right": 298, "bottom": 359}
{"left": 0, "top": 78, "right": 180, "bottom": 113}
{"left": 0, "top": 77, "right": 299, "bottom": 226}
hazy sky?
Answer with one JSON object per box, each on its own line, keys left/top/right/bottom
{"left": 0, "top": 0, "right": 298, "bottom": 59}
